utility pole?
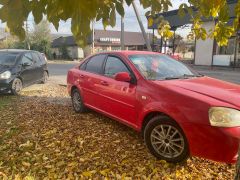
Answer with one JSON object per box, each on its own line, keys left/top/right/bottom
{"left": 92, "top": 20, "right": 95, "bottom": 54}
{"left": 132, "top": 1, "right": 152, "bottom": 51}
{"left": 121, "top": 16, "right": 125, "bottom": 50}
{"left": 172, "top": 29, "right": 176, "bottom": 55}
{"left": 25, "top": 20, "right": 30, "bottom": 50}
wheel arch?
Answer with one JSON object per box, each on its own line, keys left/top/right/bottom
{"left": 13, "top": 76, "right": 23, "bottom": 86}
{"left": 141, "top": 111, "right": 173, "bottom": 133}
{"left": 44, "top": 70, "right": 49, "bottom": 76}
{"left": 70, "top": 85, "right": 78, "bottom": 96}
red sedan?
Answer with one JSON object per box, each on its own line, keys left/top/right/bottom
{"left": 67, "top": 51, "right": 240, "bottom": 163}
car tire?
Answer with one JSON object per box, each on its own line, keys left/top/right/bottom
{"left": 144, "top": 116, "right": 189, "bottom": 163}
{"left": 71, "top": 89, "right": 87, "bottom": 113}
{"left": 42, "top": 71, "right": 48, "bottom": 84}
{"left": 11, "top": 78, "right": 23, "bottom": 95}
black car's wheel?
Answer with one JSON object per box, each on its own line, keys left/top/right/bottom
{"left": 144, "top": 116, "right": 189, "bottom": 163}
{"left": 11, "top": 78, "right": 23, "bottom": 95}
{"left": 71, "top": 89, "right": 87, "bottom": 113}
{"left": 42, "top": 71, "right": 48, "bottom": 84}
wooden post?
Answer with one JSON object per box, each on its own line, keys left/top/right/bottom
{"left": 172, "top": 29, "right": 176, "bottom": 55}
{"left": 121, "top": 16, "right": 125, "bottom": 50}
{"left": 152, "top": 29, "right": 155, "bottom": 51}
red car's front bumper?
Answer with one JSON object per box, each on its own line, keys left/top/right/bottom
{"left": 222, "top": 127, "right": 240, "bottom": 140}
{"left": 182, "top": 124, "right": 239, "bottom": 164}
{"left": 221, "top": 127, "right": 240, "bottom": 163}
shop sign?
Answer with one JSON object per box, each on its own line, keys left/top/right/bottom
{"left": 99, "top": 37, "right": 121, "bottom": 44}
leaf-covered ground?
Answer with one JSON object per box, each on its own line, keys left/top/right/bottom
{"left": 0, "top": 84, "right": 235, "bottom": 179}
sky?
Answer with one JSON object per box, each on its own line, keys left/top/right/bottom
{"left": 50, "top": 0, "right": 189, "bottom": 35}
{"left": 0, "top": 0, "right": 190, "bottom": 36}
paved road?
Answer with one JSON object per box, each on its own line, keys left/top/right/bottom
{"left": 48, "top": 62, "right": 240, "bottom": 85}
{"left": 48, "top": 62, "right": 77, "bottom": 85}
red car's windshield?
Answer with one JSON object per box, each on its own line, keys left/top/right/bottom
{"left": 129, "top": 54, "right": 201, "bottom": 80}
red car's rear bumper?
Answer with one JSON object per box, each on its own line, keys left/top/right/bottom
{"left": 182, "top": 124, "right": 239, "bottom": 164}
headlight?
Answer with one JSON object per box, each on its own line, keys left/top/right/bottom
{"left": 0, "top": 71, "right": 11, "bottom": 79}
{"left": 209, "top": 107, "right": 240, "bottom": 127}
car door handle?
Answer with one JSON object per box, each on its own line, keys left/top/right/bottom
{"left": 100, "top": 81, "right": 109, "bottom": 86}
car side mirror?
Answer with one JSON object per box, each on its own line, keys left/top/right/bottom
{"left": 22, "top": 62, "right": 32, "bottom": 67}
{"left": 115, "top": 72, "right": 132, "bottom": 83}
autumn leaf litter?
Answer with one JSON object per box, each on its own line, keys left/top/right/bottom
{"left": 0, "top": 83, "right": 235, "bottom": 179}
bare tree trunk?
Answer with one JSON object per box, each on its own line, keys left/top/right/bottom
{"left": 235, "top": 145, "right": 240, "bottom": 180}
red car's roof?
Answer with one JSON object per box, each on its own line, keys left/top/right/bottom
{"left": 96, "top": 50, "right": 161, "bottom": 56}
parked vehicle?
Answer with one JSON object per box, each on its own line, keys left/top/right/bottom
{"left": 67, "top": 51, "right": 240, "bottom": 163}
{"left": 41, "top": 53, "right": 48, "bottom": 63}
{"left": 0, "top": 49, "right": 49, "bottom": 95}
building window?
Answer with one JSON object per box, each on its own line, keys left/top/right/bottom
{"left": 111, "top": 46, "right": 121, "bottom": 51}
{"left": 213, "top": 37, "right": 238, "bottom": 66}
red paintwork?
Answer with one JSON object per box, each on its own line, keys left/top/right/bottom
{"left": 67, "top": 51, "right": 240, "bottom": 164}
{"left": 115, "top": 72, "right": 131, "bottom": 82}
{"left": 170, "top": 54, "right": 181, "bottom": 61}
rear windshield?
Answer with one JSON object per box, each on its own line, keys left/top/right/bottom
{"left": 0, "top": 52, "right": 18, "bottom": 66}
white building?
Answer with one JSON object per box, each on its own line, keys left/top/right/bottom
{"left": 148, "top": 0, "right": 239, "bottom": 68}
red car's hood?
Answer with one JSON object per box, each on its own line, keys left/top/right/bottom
{"left": 154, "top": 77, "right": 240, "bottom": 108}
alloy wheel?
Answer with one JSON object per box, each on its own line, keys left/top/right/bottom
{"left": 72, "top": 91, "right": 82, "bottom": 111}
{"left": 12, "top": 78, "right": 22, "bottom": 94}
{"left": 150, "top": 125, "right": 185, "bottom": 158}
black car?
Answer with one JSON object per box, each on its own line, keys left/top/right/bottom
{"left": 0, "top": 49, "right": 48, "bottom": 95}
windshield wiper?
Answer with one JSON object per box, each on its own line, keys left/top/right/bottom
{"left": 181, "top": 74, "right": 204, "bottom": 78}
{"left": 163, "top": 74, "right": 204, "bottom": 80}
{"left": 164, "top": 77, "right": 181, "bottom": 80}
{"left": 0, "top": 64, "right": 11, "bottom": 67}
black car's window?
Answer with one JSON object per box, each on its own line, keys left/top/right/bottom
{"left": 36, "top": 53, "right": 46, "bottom": 64}
{"left": 85, "top": 55, "right": 106, "bottom": 74}
{"left": 0, "top": 52, "right": 18, "bottom": 66}
{"left": 21, "top": 53, "right": 33, "bottom": 66}
{"left": 32, "top": 53, "right": 41, "bottom": 65}
{"left": 104, "top": 56, "right": 130, "bottom": 77}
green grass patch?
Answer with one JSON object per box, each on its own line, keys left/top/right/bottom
{"left": 0, "top": 96, "right": 14, "bottom": 109}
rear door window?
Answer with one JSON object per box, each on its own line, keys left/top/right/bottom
{"left": 21, "top": 53, "right": 34, "bottom": 66}
{"left": 32, "top": 52, "right": 41, "bottom": 65}
{"left": 85, "top": 55, "right": 106, "bottom": 74}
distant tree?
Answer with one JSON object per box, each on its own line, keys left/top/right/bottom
{"left": 0, "top": 20, "right": 52, "bottom": 57}
{"left": 30, "top": 20, "right": 52, "bottom": 57}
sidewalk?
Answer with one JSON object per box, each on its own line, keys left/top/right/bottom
{"left": 48, "top": 60, "right": 80, "bottom": 64}
{"left": 192, "top": 66, "right": 240, "bottom": 84}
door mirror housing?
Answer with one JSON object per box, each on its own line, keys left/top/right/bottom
{"left": 115, "top": 72, "right": 132, "bottom": 83}
{"left": 22, "top": 62, "right": 32, "bottom": 67}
